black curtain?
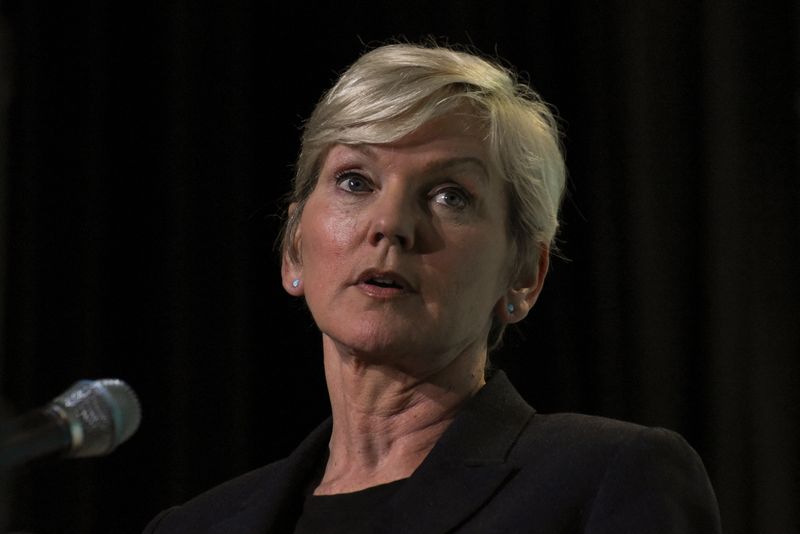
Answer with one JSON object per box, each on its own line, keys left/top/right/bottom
{"left": 1, "top": 2, "right": 797, "bottom": 533}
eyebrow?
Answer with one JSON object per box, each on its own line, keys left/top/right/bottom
{"left": 343, "top": 145, "right": 491, "bottom": 182}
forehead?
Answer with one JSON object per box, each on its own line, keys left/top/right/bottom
{"left": 385, "top": 112, "right": 489, "bottom": 150}
{"left": 321, "top": 113, "right": 493, "bottom": 174}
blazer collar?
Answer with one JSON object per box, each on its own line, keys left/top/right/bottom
{"left": 378, "top": 370, "right": 536, "bottom": 533}
{"left": 210, "top": 371, "right": 534, "bottom": 533}
{"left": 208, "top": 418, "right": 333, "bottom": 534}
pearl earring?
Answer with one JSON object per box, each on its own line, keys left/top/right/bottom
{"left": 292, "top": 279, "right": 301, "bottom": 288}
{"left": 507, "top": 303, "right": 515, "bottom": 314}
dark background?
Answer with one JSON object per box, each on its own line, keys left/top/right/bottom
{"left": 0, "top": 2, "right": 798, "bottom": 533}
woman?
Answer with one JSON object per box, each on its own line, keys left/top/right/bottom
{"left": 144, "top": 43, "right": 721, "bottom": 533}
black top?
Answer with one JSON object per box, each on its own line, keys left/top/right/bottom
{"left": 294, "top": 479, "right": 408, "bottom": 534}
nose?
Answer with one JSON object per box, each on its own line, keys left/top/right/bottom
{"left": 367, "top": 186, "right": 417, "bottom": 250}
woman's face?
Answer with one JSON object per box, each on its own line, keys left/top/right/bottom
{"left": 284, "top": 113, "right": 517, "bottom": 374}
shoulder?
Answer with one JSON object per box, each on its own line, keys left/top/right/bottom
{"left": 509, "top": 413, "right": 722, "bottom": 532}
{"left": 474, "top": 374, "right": 710, "bottom": 483}
{"left": 518, "top": 411, "right": 691, "bottom": 456}
{"left": 474, "top": 372, "right": 701, "bottom": 465}
{"left": 143, "top": 419, "right": 333, "bottom": 533}
{"left": 142, "top": 459, "right": 290, "bottom": 533}
{"left": 512, "top": 412, "right": 712, "bottom": 492}
{"left": 514, "top": 411, "right": 707, "bottom": 471}
{"left": 467, "top": 372, "right": 713, "bottom": 482}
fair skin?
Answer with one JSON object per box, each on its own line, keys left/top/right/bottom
{"left": 282, "top": 113, "right": 548, "bottom": 495}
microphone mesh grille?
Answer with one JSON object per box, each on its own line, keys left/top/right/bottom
{"left": 52, "top": 379, "right": 142, "bottom": 457}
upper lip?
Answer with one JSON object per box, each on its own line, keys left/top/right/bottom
{"left": 355, "top": 268, "right": 415, "bottom": 292}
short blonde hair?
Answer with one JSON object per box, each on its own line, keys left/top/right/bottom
{"left": 280, "top": 43, "right": 566, "bottom": 348}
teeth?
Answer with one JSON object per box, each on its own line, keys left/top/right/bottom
{"left": 373, "top": 278, "right": 395, "bottom": 284}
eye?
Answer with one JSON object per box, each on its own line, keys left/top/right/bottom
{"left": 433, "top": 187, "right": 470, "bottom": 210}
{"left": 335, "top": 172, "right": 372, "bottom": 193}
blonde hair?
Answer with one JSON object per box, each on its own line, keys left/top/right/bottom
{"left": 280, "top": 43, "right": 566, "bottom": 348}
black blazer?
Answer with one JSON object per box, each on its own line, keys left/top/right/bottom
{"left": 143, "top": 372, "right": 721, "bottom": 533}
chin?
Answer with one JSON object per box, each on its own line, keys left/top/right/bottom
{"left": 346, "top": 328, "right": 418, "bottom": 358}
{"left": 324, "top": 320, "right": 430, "bottom": 365}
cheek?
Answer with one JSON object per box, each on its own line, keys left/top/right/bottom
{"left": 441, "top": 231, "right": 510, "bottom": 304}
{"left": 323, "top": 211, "right": 359, "bottom": 252}
{"left": 300, "top": 204, "right": 358, "bottom": 280}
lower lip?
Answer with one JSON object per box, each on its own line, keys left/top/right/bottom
{"left": 356, "top": 282, "right": 410, "bottom": 299}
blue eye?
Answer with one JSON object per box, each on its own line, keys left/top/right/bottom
{"left": 336, "top": 172, "right": 372, "bottom": 193}
{"left": 433, "top": 188, "right": 470, "bottom": 210}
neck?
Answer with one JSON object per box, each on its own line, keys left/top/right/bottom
{"left": 315, "top": 335, "right": 486, "bottom": 495}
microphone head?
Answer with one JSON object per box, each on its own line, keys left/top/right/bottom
{"left": 51, "top": 379, "right": 142, "bottom": 458}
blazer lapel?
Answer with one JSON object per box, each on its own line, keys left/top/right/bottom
{"left": 208, "top": 418, "right": 333, "bottom": 534}
{"left": 206, "top": 372, "right": 533, "bottom": 534}
{"left": 378, "top": 371, "right": 535, "bottom": 534}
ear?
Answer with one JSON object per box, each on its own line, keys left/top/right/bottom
{"left": 281, "top": 253, "right": 304, "bottom": 296}
{"left": 281, "top": 203, "right": 304, "bottom": 296}
{"left": 498, "top": 244, "right": 549, "bottom": 324}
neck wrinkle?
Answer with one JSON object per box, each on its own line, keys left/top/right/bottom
{"left": 316, "top": 334, "right": 486, "bottom": 495}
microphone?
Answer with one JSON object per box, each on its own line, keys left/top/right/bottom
{"left": 0, "top": 379, "right": 141, "bottom": 467}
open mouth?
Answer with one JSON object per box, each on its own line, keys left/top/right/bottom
{"left": 366, "top": 277, "right": 404, "bottom": 289}
{"left": 356, "top": 269, "right": 412, "bottom": 293}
